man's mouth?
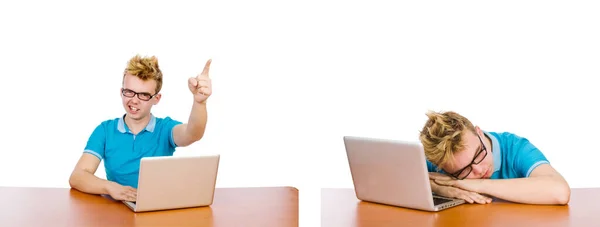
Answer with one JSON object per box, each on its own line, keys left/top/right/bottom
{"left": 129, "top": 106, "right": 139, "bottom": 112}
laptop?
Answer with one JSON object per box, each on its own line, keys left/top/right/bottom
{"left": 123, "top": 154, "right": 220, "bottom": 212}
{"left": 343, "top": 136, "right": 464, "bottom": 211}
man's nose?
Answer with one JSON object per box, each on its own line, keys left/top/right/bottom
{"left": 472, "top": 165, "right": 485, "bottom": 176}
{"left": 129, "top": 96, "right": 141, "bottom": 103}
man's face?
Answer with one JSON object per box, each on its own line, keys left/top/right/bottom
{"left": 121, "top": 74, "right": 161, "bottom": 121}
{"left": 442, "top": 127, "right": 494, "bottom": 179}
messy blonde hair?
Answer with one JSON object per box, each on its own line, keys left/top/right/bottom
{"left": 123, "top": 55, "right": 163, "bottom": 94}
{"left": 419, "top": 111, "right": 477, "bottom": 170}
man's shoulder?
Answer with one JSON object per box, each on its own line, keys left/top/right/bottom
{"left": 488, "top": 131, "right": 527, "bottom": 143}
{"left": 153, "top": 115, "right": 182, "bottom": 125}
{"left": 153, "top": 115, "right": 174, "bottom": 121}
{"left": 95, "top": 117, "right": 121, "bottom": 128}
{"left": 489, "top": 131, "right": 538, "bottom": 153}
{"left": 85, "top": 117, "right": 121, "bottom": 143}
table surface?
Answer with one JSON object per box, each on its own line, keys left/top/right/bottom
{"left": 322, "top": 188, "right": 600, "bottom": 227}
{"left": 0, "top": 186, "right": 298, "bottom": 227}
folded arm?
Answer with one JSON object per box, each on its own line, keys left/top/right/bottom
{"left": 476, "top": 164, "right": 570, "bottom": 205}
{"left": 434, "top": 164, "right": 570, "bottom": 205}
{"left": 429, "top": 172, "right": 492, "bottom": 204}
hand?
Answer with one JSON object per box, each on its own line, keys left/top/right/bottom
{"left": 106, "top": 182, "right": 137, "bottom": 202}
{"left": 428, "top": 172, "right": 453, "bottom": 181}
{"left": 433, "top": 181, "right": 493, "bottom": 204}
{"left": 429, "top": 172, "right": 492, "bottom": 204}
{"left": 188, "top": 59, "right": 212, "bottom": 103}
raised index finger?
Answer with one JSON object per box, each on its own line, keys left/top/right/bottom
{"left": 200, "top": 59, "right": 212, "bottom": 78}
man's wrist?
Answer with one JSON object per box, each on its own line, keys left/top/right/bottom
{"left": 194, "top": 99, "right": 208, "bottom": 106}
{"left": 471, "top": 178, "right": 488, "bottom": 194}
{"left": 102, "top": 180, "right": 116, "bottom": 195}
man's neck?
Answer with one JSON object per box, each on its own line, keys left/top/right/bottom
{"left": 124, "top": 114, "right": 150, "bottom": 134}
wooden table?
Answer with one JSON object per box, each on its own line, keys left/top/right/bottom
{"left": 0, "top": 186, "right": 298, "bottom": 227}
{"left": 322, "top": 188, "right": 600, "bottom": 227}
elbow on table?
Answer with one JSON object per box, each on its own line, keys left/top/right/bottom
{"left": 68, "top": 171, "right": 83, "bottom": 190}
{"left": 68, "top": 173, "right": 77, "bottom": 189}
{"left": 553, "top": 184, "right": 571, "bottom": 205}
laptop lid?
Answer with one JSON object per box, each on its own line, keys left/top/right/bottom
{"left": 129, "top": 154, "right": 220, "bottom": 212}
{"left": 343, "top": 136, "right": 443, "bottom": 211}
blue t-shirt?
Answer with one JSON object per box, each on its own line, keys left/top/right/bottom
{"left": 426, "top": 131, "right": 549, "bottom": 179}
{"left": 83, "top": 114, "right": 182, "bottom": 188}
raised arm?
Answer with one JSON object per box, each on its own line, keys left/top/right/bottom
{"left": 172, "top": 102, "right": 208, "bottom": 147}
{"left": 173, "top": 59, "right": 212, "bottom": 147}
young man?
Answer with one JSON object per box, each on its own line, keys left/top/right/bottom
{"left": 69, "top": 55, "right": 213, "bottom": 202}
{"left": 420, "top": 111, "right": 570, "bottom": 205}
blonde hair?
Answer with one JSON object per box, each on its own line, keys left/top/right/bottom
{"left": 123, "top": 55, "right": 163, "bottom": 94}
{"left": 419, "top": 111, "right": 477, "bottom": 170}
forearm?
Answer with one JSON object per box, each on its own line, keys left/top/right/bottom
{"left": 69, "top": 170, "right": 114, "bottom": 195}
{"left": 478, "top": 176, "right": 570, "bottom": 205}
{"left": 185, "top": 101, "right": 208, "bottom": 141}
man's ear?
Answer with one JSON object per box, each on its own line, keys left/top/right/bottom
{"left": 153, "top": 93, "right": 162, "bottom": 104}
{"left": 475, "top": 125, "right": 482, "bottom": 136}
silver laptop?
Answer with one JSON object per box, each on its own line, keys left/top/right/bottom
{"left": 343, "top": 136, "right": 464, "bottom": 211}
{"left": 123, "top": 154, "right": 220, "bottom": 212}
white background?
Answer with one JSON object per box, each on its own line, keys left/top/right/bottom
{"left": 1, "top": 1, "right": 599, "bottom": 226}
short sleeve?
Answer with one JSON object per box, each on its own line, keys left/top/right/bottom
{"left": 426, "top": 160, "right": 437, "bottom": 172}
{"left": 164, "top": 117, "right": 183, "bottom": 148}
{"left": 512, "top": 136, "right": 549, "bottom": 177}
{"left": 426, "top": 160, "right": 446, "bottom": 173}
{"left": 83, "top": 123, "right": 106, "bottom": 161}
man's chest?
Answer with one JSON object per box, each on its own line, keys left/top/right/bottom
{"left": 103, "top": 133, "right": 171, "bottom": 165}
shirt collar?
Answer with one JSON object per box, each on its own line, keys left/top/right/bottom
{"left": 483, "top": 131, "right": 502, "bottom": 172}
{"left": 117, "top": 114, "right": 156, "bottom": 133}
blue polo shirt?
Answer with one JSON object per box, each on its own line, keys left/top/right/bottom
{"left": 83, "top": 114, "right": 182, "bottom": 188}
{"left": 426, "top": 131, "right": 549, "bottom": 179}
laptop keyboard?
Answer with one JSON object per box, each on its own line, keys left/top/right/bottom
{"left": 433, "top": 197, "right": 452, "bottom": 205}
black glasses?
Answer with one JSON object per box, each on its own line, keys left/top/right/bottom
{"left": 449, "top": 135, "right": 488, "bottom": 180}
{"left": 121, "top": 88, "right": 157, "bottom": 101}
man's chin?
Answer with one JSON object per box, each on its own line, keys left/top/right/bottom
{"left": 126, "top": 112, "right": 146, "bottom": 121}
